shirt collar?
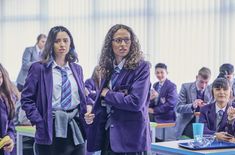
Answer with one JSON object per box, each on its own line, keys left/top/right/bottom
{"left": 113, "top": 59, "right": 126, "bottom": 71}
{"left": 215, "top": 103, "right": 226, "bottom": 113}
{"left": 159, "top": 79, "right": 166, "bottom": 86}
{"left": 35, "top": 45, "right": 41, "bottom": 53}
{"left": 52, "top": 61, "right": 70, "bottom": 70}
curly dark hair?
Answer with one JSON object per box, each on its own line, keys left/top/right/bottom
{"left": 98, "top": 24, "right": 143, "bottom": 78}
{"left": 41, "top": 26, "right": 78, "bottom": 63}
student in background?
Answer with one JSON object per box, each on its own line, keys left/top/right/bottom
{"left": 85, "top": 24, "right": 151, "bottom": 154}
{"left": 21, "top": 26, "right": 90, "bottom": 155}
{"left": 0, "top": 63, "right": 16, "bottom": 155}
{"left": 199, "top": 78, "right": 235, "bottom": 141}
{"left": 16, "top": 34, "right": 47, "bottom": 91}
{"left": 175, "top": 67, "right": 212, "bottom": 139}
{"left": 217, "top": 63, "right": 235, "bottom": 104}
{"left": 85, "top": 66, "right": 101, "bottom": 104}
{"left": 148, "top": 63, "right": 177, "bottom": 141}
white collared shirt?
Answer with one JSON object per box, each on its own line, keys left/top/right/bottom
{"left": 52, "top": 61, "right": 80, "bottom": 110}
{"left": 109, "top": 59, "right": 126, "bottom": 89}
{"left": 215, "top": 103, "right": 226, "bottom": 114}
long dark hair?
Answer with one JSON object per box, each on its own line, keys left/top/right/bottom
{"left": 0, "top": 63, "right": 15, "bottom": 119}
{"left": 98, "top": 24, "right": 143, "bottom": 79}
{"left": 41, "top": 26, "right": 78, "bottom": 63}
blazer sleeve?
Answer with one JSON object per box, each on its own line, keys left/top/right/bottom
{"left": 153, "top": 84, "right": 178, "bottom": 114}
{"left": 21, "top": 63, "right": 43, "bottom": 125}
{"left": 176, "top": 84, "right": 194, "bottom": 114}
{"left": 104, "top": 62, "right": 150, "bottom": 112}
{"left": 22, "top": 47, "right": 34, "bottom": 71}
{"left": 199, "top": 107, "right": 215, "bottom": 135}
{"left": 7, "top": 118, "right": 15, "bottom": 142}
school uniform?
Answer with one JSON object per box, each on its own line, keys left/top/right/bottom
{"left": 149, "top": 79, "right": 177, "bottom": 141}
{"left": 0, "top": 98, "right": 15, "bottom": 155}
{"left": 149, "top": 79, "right": 177, "bottom": 123}
{"left": 199, "top": 102, "right": 235, "bottom": 135}
{"left": 87, "top": 60, "right": 151, "bottom": 154}
{"left": 21, "top": 61, "right": 89, "bottom": 155}
{"left": 175, "top": 82, "right": 212, "bottom": 139}
{"left": 85, "top": 78, "right": 99, "bottom": 102}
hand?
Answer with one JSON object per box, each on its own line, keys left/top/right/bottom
{"left": 84, "top": 87, "right": 90, "bottom": 97}
{"left": 227, "top": 106, "right": 235, "bottom": 121}
{"left": 198, "top": 101, "right": 205, "bottom": 108}
{"left": 84, "top": 112, "right": 95, "bottom": 125}
{"left": 215, "top": 132, "right": 233, "bottom": 141}
{"left": 2, "top": 136, "right": 14, "bottom": 152}
{"left": 101, "top": 88, "right": 109, "bottom": 97}
{"left": 229, "top": 137, "right": 235, "bottom": 143}
{"left": 148, "top": 108, "right": 154, "bottom": 114}
{"left": 150, "top": 89, "right": 158, "bottom": 100}
{"left": 86, "top": 105, "right": 93, "bottom": 114}
{"left": 192, "top": 99, "right": 203, "bottom": 109}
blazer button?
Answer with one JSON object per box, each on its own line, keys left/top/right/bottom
{"left": 110, "top": 124, "right": 114, "bottom": 128}
{"left": 111, "top": 110, "right": 114, "bottom": 113}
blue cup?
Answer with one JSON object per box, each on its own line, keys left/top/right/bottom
{"left": 193, "top": 123, "right": 204, "bottom": 142}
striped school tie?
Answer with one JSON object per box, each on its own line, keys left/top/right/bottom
{"left": 56, "top": 66, "right": 72, "bottom": 110}
{"left": 111, "top": 66, "right": 121, "bottom": 88}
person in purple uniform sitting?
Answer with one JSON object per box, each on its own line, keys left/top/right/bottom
{"left": 0, "top": 64, "right": 16, "bottom": 155}
{"left": 148, "top": 63, "right": 177, "bottom": 141}
{"left": 85, "top": 24, "right": 151, "bottom": 155}
{"left": 199, "top": 77, "right": 235, "bottom": 141}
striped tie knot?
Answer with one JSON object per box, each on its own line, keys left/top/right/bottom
{"left": 218, "top": 110, "right": 224, "bottom": 117}
{"left": 56, "top": 66, "right": 72, "bottom": 110}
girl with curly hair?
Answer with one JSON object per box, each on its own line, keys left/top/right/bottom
{"left": 85, "top": 24, "right": 151, "bottom": 155}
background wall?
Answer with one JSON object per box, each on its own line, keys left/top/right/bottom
{"left": 0, "top": 0, "right": 235, "bottom": 89}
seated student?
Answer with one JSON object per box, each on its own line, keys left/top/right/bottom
{"left": 199, "top": 78, "right": 235, "bottom": 141}
{"left": 149, "top": 63, "right": 177, "bottom": 123}
{"left": 148, "top": 63, "right": 177, "bottom": 141}
{"left": 175, "top": 67, "right": 212, "bottom": 139}
{"left": 85, "top": 66, "right": 101, "bottom": 103}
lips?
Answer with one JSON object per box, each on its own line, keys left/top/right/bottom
{"left": 59, "top": 49, "right": 66, "bottom": 52}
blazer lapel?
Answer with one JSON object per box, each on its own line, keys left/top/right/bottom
{"left": 218, "top": 105, "right": 229, "bottom": 131}
{"left": 190, "top": 83, "right": 197, "bottom": 102}
{"left": 159, "top": 79, "right": 168, "bottom": 97}
{"left": 207, "top": 103, "right": 216, "bottom": 131}
{"left": 70, "top": 64, "right": 85, "bottom": 101}
{"left": 112, "top": 68, "right": 129, "bottom": 90}
{"left": 204, "top": 87, "right": 211, "bottom": 103}
{"left": 43, "top": 63, "right": 53, "bottom": 107}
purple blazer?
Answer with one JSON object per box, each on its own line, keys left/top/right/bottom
{"left": 21, "top": 62, "right": 88, "bottom": 145}
{"left": 85, "top": 78, "right": 99, "bottom": 103}
{"left": 149, "top": 79, "right": 177, "bottom": 123}
{"left": 87, "top": 61, "right": 151, "bottom": 152}
{"left": 199, "top": 102, "right": 235, "bottom": 135}
{"left": 0, "top": 98, "right": 15, "bottom": 155}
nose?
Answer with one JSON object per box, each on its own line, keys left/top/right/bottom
{"left": 59, "top": 41, "right": 65, "bottom": 47}
{"left": 120, "top": 40, "right": 126, "bottom": 45}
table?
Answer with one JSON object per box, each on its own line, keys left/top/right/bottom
{"left": 151, "top": 140, "right": 235, "bottom": 155}
{"left": 150, "top": 122, "right": 176, "bottom": 142}
{"left": 16, "top": 126, "right": 35, "bottom": 155}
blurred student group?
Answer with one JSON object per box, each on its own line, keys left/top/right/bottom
{"left": 1, "top": 1, "right": 235, "bottom": 155}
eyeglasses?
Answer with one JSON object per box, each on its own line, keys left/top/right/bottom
{"left": 112, "top": 38, "right": 131, "bottom": 44}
